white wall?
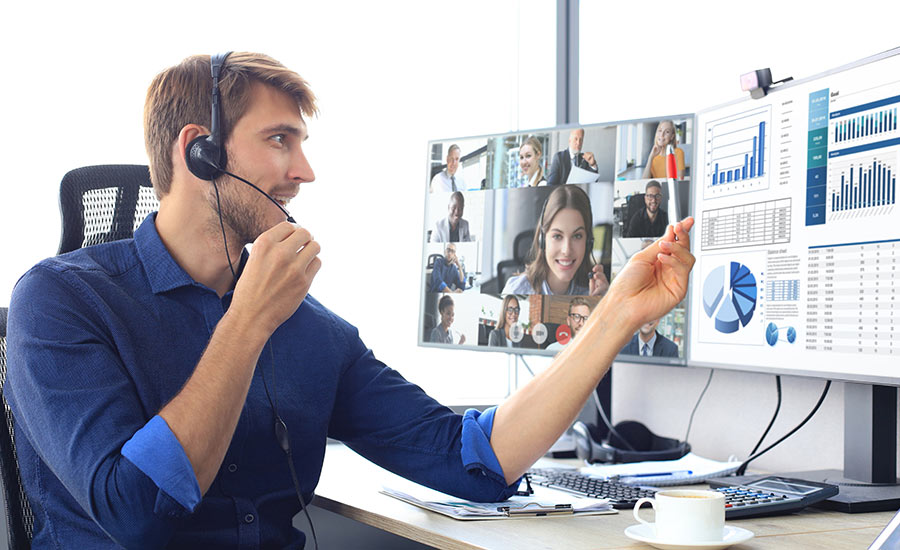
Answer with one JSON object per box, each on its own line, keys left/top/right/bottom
{"left": 1, "top": 0, "right": 898, "bottom": 483}
{"left": 0, "top": 0, "right": 556, "bottom": 405}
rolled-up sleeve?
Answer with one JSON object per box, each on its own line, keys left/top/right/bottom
{"left": 6, "top": 266, "right": 196, "bottom": 548}
{"left": 460, "top": 407, "right": 510, "bottom": 487}
{"left": 121, "top": 415, "right": 201, "bottom": 512}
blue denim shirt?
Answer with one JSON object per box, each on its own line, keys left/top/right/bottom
{"left": 6, "top": 214, "right": 516, "bottom": 549}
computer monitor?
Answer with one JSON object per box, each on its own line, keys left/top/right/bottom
{"left": 419, "top": 116, "right": 693, "bottom": 365}
{"left": 688, "top": 46, "right": 900, "bottom": 511}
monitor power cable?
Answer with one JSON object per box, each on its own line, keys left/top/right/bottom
{"left": 683, "top": 369, "right": 715, "bottom": 444}
{"left": 736, "top": 375, "right": 783, "bottom": 476}
{"left": 736, "top": 380, "right": 832, "bottom": 477}
{"left": 591, "top": 390, "right": 637, "bottom": 451}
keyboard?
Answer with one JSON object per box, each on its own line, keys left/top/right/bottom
{"left": 529, "top": 468, "right": 840, "bottom": 518}
{"left": 527, "top": 468, "right": 656, "bottom": 509}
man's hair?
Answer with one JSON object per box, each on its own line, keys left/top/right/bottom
{"left": 449, "top": 191, "right": 465, "bottom": 207}
{"left": 447, "top": 144, "right": 461, "bottom": 157}
{"left": 438, "top": 295, "right": 454, "bottom": 313}
{"left": 645, "top": 180, "right": 662, "bottom": 192}
{"left": 568, "top": 296, "right": 592, "bottom": 316}
{"left": 144, "top": 52, "right": 318, "bottom": 197}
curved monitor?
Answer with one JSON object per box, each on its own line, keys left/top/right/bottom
{"left": 687, "top": 47, "right": 900, "bottom": 386}
{"left": 419, "top": 117, "right": 692, "bottom": 365}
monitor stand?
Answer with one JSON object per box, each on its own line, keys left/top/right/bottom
{"left": 720, "top": 383, "right": 900, "bottom": 513}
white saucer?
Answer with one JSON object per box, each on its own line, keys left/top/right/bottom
{"left": 624, "top": 523, "right": 754, "bottom": 550}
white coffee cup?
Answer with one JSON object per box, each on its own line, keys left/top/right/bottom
{"left": 633, "top": 489, "right": 725, "bottom": 543}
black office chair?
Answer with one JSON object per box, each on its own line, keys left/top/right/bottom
{"left": 622, "top": 193, "right": 646, "bottom": 238}
{"left": 0, "top": 166, "right": 159, "bottom": 548}
{"left": 496, "top": 230, "right": 534, "bottom": 292}
{"left": 57, "top": 164, "right": 158, "bottom": 254}
{"left": 0, "top": 307, "right": 34, "bottom": 549}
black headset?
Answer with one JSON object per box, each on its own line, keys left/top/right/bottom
{"left": 571, "top": 420, "right": 690, "bottom": 464}
{"left": 185, "top": 52, "right": 232, "bottom": 181}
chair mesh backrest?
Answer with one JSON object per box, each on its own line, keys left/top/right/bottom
{"left": 0, "top": 307, "right": 35, "bottom": 548}
{"left": 58, "top": 165, "right": 158, "bottom": 254}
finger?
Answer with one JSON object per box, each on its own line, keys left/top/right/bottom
{"left": 659, "top": 239, "right": 694, "bottom": 265}
{"left": 674, "top": 218, "right": 694, "bottom": 250}
{"left": 656, "top": 250, "right": 691, "bottom": 271}
{"left": 256, "top": 221, "right": 300, "bottom": 245}
{"left": 295, "top": 239, "right": 321, "bottom": 269}
{"left": 305, "top": 255, "right": 322, "bottom": 279}
{"left": 632, "top": 227, "right": 674, "bottom": 263}
{"left": 282, "top": 226, "right": 313, "bottom": 252}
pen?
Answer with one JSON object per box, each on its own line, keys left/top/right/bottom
{"left": 497, "top": 503, "right": 574, "bottom": 516}
{"left": 616, "top": 470, "right": 693, "bottom": 479}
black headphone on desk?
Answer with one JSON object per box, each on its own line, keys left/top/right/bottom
{"left": 571, "top": 420, "right": 690, "bottom": 464}
{"left": 185, "top": 52, "right": 232, "bottom": 181}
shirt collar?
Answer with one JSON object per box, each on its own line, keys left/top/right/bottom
{"left": 540, "top": 279, "right": 577, "bottom": 295}
{"left": 134, "top": 212, "right": 248, "bottom": 295}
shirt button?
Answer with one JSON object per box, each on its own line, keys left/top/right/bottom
{"left": 244, "top": 513, "right": 255, "bottom": 524}
{"left": 228, "top": 463, "right": 238, "bottom": 473}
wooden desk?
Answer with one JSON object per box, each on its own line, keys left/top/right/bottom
{"left": 312, "top": 443, "right": 893, "bottom": 549}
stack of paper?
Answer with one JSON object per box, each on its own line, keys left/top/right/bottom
{"left": 579, "top": 452, "right": 742, "bottom": 487}
{"left": 381, "top": 476, "right": 616, "bottom": 520}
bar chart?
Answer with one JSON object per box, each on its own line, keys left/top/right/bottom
{"left": 704, "top": 105, "right": 771, "bottom": 199}
{"left": 830, "top": 94, "right": 900, "bottom": 147}
{"left": 827, "top": 155, "right": 897, "bottom": 221}
{"left": 833, "top": 107, "right": 897, "bottom": 144}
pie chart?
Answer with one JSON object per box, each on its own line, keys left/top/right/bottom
{"left": 703, "top": 262, "right": 757, "bottom": 334}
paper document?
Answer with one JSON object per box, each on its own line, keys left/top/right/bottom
{"left": 381, "top": 476, "right": 616, "bottom": 520}
{"left": 566, "top": 165, "right": 601, "bottom": 184}
{"left": 580, "top": 452, "right": 742, "bottom": 487}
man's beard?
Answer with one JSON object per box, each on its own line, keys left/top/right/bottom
{"left": 207, "top": 176, "right": 269, "bottom": 246}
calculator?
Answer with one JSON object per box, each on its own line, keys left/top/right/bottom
{"left": 708, "top": 476, "right": 840, "bottom": 518}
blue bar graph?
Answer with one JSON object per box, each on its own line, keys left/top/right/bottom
{"left": 833, "top": 104, "right": 900, "bottom": 144}
{"left": 708, "top": 121, "right": 765, "bottom": 186}
{"left": 830, "top": 158, "right": 896, "bottom": 214}
{"left": 706, "top": 105, "right": 772, "bottom": 199}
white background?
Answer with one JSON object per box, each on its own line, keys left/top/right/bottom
{"left": 1, "top": 0, "right": 898, "bottom": 474}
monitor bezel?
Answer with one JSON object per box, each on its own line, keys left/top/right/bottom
{"left": 685, "top": 45, "right": 900, "bottom": 387}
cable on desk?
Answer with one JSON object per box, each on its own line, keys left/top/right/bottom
{"left": 591, "top": 390, "right": 636, "bottom": 451}
{"left": 736, "top": 380, "right": 832, "bottom": 476}
{"left": 736, "top": 376, "right": 782, "bottom": 476}
{"left": 683, "top": 369, "right": 715, "bottom": 443}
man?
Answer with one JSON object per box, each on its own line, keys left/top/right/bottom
{"left": 627, "top": 180, "right": 669, "bottom": 238}
{"left": 546, "top": 128, "right": 598, "bottom": 186}
{"left": 430, "top": 144, "right": 465, "bottom": 192}
{"left": 6, "top": 52, "right": 695, "bottom": 548}
{"left": 546, "top": 297, "right": 593, "bottom": 352}
{"left": 430, "top": 243, "right": 467, "bottom": 293}
{"left": 621, "top": 318, "right": 680, "bottom": 357}
{"left": 429, "top": 295, "right": 466, "bottom": 345}
{"left": 430, "top": 191, "right": 473, "bottom": 242}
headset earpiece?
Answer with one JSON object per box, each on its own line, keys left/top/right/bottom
{"left": 186, "top": 134, "right": 224, "bottom": 181}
